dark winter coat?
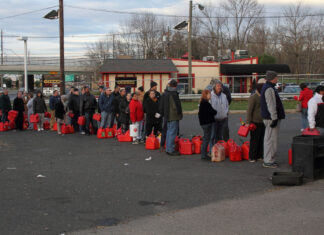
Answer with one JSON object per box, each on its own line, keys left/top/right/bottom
{"left": 144, "top": 97, "right": 161, "bottom": 123}
{"left": 159, "top": 88, "right": 182, "bottom": 122}
{"left": 68, "top": 94, "right": 80, "bottom": 114}
{"left": 49, "top": 95, "right": 60, "bottom": 110}
{"left": 33, "top": 96, "right": 47, "bottom": 114}
{"left": 260, "top": 82, "right": 285, "bottom": 120}
{"left": 114, "top": 94, "right": 125, "bottom": 114}
{"left": 143, "top": 89, "right": 161, "bottom": 107}
{"left": 112, "top": 92, "right": 120, "bottom": 113}
{"left": 118, "top": 97, "right": 130, "bottom": 124}
{"left": 315, "top": 102, "right": 324, "bottom": 128}
{"left": 13, "top": 97, "right": 25, "bottom": 113}
{"left": 55, "top": 100, "right": 66, "bottom": 120}
{"left": 99, "top": 93, "right": 114, "bottom": 113}
{"left": 1, "top": 94, "right": 12, "bottom": 112}
{"left": 80, "top": 92, "right": 97, "bottom": 114}
{"left": 198, "top": 99, "right": 217, "bottom": 126}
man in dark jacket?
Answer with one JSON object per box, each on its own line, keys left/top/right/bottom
{"left": 13, "top": 91, "right": 25, "bottom": 130}
{"left": 221, "top": 84, "right": 232, "bottom": 141}
{"left": 1, "top": 89, "right": 12, "bottom": 123}
{"left": 144, "top": 90, "right": 161, "bottom": 136}
{"left": 0, "top": 89, "right": 3, "bottom": 121}
{"left": 68, "top": 88, "right": 80, "bottom": 132}
{"left": 115, "top": 88, "right": 126, "bottom": 129}
{"left": 261, "top": 71, "right": 285, "bottom": 168}
{"left": 143, "top": 81, "right": 161, "bottom": 105}
{"left": 80, "top": 86, "right": 97, "bottom": 135}
{"left": 159, "top": 79, "right": 183, "bottom": 155}
{"left": 99, "top": 87, "right": 114, "bottom": 128}
{"left": 49, "top": 90, "right": 60, "bottom": 129}
{"left": 110, "top": 85, "right": 120, "bottom": 127}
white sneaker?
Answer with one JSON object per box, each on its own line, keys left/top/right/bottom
{"left": 81, "top": 131, "right": 85, "bottom": 135}
{"left": 37, "top": 128, "right": 41, "bottom": 132}
{"left": 58, "top": 132, "right": 62, "bottom": 135}
{"left": 301, "top": 129, "right": 304, "bottom": 132}
{"left": 40, "top": 128, "right": 44, "bottom": 131}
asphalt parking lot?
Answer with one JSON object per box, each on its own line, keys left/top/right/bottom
{"left": 0, "top": 113, "right": 302, "bottom": 235}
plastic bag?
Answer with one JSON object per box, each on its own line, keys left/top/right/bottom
{"left": 211, "top": 143, "right": 225, "bottom": 162}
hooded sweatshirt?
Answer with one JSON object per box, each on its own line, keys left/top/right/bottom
{"left": 308, "top": 93, "right": 323, "bottom": 129}
{"left": 210, "top": 90, "right": 229, "bottom": 121}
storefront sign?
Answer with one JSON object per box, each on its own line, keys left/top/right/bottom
{"left": 115, "top": 77, "right": 137, "bottom": 87}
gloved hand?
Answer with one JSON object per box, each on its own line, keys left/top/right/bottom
{"left": 155, "top": 113, "right": 161, "bottom": 118}
{"left": 293, "top": 96, "right": 298, "bottom": 101}
{"left": 270, "top": 119, "right": 278, "bottom": 128}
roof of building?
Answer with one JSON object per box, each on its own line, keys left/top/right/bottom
{"left": 220, "top": 64, "right": 291, "bottom": 75}
{"left": 100, "top": 59, "right": 178, "bottom": 74}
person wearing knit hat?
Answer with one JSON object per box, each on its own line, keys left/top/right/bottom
{"left": 150, "top": 81, "right": 158, "bottom": 89}
{"left": 143, "top": 81, "right": 161, "bottom": 109}
{"left": 260, "top": 70, "right": 285, "bottom": 168}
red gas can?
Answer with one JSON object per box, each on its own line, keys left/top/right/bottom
{"left": 192, "top": 136, "right": 203, "bottom": 154}
{"left": 33, "top": 123, "right": 38, "bottom": 131}
{"left": 77, "top": 116, "right": 86, "bottom": 126}
{"left": 217, "top": 140, "right": 229, "bottom": 157}
{"left": 8, "top": 110, "right": 18, "bottom": 121}
{"left": 146, "top": 133, "right": 160, "bottom": 150}
{"left": 229, "top": 144, "right": 242, "bottom": 162}
{"left": 179, "top": 138, "right": 193, "bottom": 155}
{"left": 8, "top": 121, "right": 15, "bottom": 130}
{"left": 43, "top": 121, "right": 50, "bottom": 130}
{"left": 288, "top": 149, "right": 292, "bottom": 165}
{"left": 116, "top": 128, "right": 122, "bottom": 136}
{"left": 53, "top": 122, "right": 57, "bottom": 131}
{"left": 30, "top": 114, "right": 39, "bottom": 123}
{"left": 44, "top": 112, "right": 51, "bottom": 118}
{"left": 302, "top": 128, "right": 320, "bottom": 136}
{"left": 238, "top": 125, "right": 250, "bottom": 137}
{"left": 117, "top": 130, "right": 133, "bottom": 142}
{"left": 68, "top": 125, "right": 75, "bottom": 133}
{"left": 242, "top": 141, "right": 250, "bottom": 160}
{"left": 97, "top": 128, "right": 107, "bottom": 139}
{"left": 106, "top": 128, "right": 115, "bottom": 138}
{"left": 93, "top": 113, "right": 101, "bottom": 122}
{"left": 23, "top": 122, "right": 28, "bottom": 130}
{"left": 0, "top": 122, "right": 8, "bottom": 132}
{"left": 61, "top": 124, "right": 72, "bottom": 134}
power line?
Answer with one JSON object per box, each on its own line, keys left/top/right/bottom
{"left": 65, "top": 4, "right": 324, "bottom": 19}
{"left": 0, "top": 6, "right": 58, "bottom": 20}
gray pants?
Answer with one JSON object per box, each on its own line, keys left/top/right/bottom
{"left": 37, "top": 113, "right": 45, "bottom": 130}
{"left": 263, "top": 120, "right": 280, "bottom": 164}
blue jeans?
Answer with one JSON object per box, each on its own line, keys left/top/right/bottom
{"left": 100, "top": 111, "right": 113, "bottom": 128}
{"left": 209, "top": 120, "right": 225, "bottom": 153}
{"left": 166, "top": 120, "right": 179, "bottom": 153}
{"left": 301, "top": 108, "right": 308, "bottom": 129}
{"left": 201, "top": 124, "right": 212, "bottom": 158}
{"left": 85, "top": 112, "right": 94, "bottom": 134}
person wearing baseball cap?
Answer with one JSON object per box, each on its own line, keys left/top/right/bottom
{"left": 260, "top": 71, "right": 285, "bottom": 168}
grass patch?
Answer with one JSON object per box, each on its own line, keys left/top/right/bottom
{"left": 181, "top": 100, "right": 299, "bottom": 112}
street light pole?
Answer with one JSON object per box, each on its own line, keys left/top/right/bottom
{"left": 188, "top": 0, "right": 193, "bottom": 94}
{"left": 59, "top": 0, "right": 65, "bottom": 95}
{"left": 18, "top": 37, "right": 28, "bottom": 92}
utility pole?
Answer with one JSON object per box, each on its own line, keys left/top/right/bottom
{"left": 112, "top": 34, "right": 115, "bottom": 59}
{"left": 1, "top": 29, "right": 3, "bottom": 88}
{"left": 59, "top": 0, "right": 65, "bottom": 95}
{"left": 188, "top": 0, "right": 193, "bottom": 94}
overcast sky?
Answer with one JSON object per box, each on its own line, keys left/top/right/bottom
{"left": 1, "top": 0, "right": 324, "bottom": 59}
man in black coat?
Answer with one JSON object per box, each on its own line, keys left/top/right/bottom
{"left": 143, "top": 81, "right": 161, "bottom": 105}
{"left": 13, "top": 91, "right": 25, "bottom": 130}
{"left": 222, "top": 84, "right": 232, "bottom": 141}
{"left": 115, "top": 88, "right": 126, "bottom": 129}
{"left": 1, "top": 89, "right": 12, "bottom": 123}
{"left": 110, "top": 85, "right": 120, "bottom": 127}
{"left": 143, "top": 90, "right": 161, "bottom": 136}
{"left": 80, "top": 86, "right": 97, "bottom": 135}
{"left": 68, "top": 88, "right": 80, "bottom": 132}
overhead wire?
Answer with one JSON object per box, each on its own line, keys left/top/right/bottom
{"left": 0, "top": 5, "right": 58, "bottom": 20}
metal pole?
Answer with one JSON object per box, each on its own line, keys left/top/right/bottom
{"left": 1, "top": 29, "right": 3, "bottom": 65}
{"left": 59, "top": 0, "right": 65, "bottom": 95}
{"left": 23, "top": 39, "right": 28, "bottom": 92}
{"left": 188, "top": 0, "right": 193, "bottom": 94}
{"left": 112, "top": 34, "right": 115, "bottom": 59}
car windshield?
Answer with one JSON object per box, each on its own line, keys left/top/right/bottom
{"left": 283, "top": 87, "right": 301, "bottom": 93}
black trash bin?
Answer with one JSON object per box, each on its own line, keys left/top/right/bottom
{"left": 292, "top": 135, "right": 324, "bottom": 180}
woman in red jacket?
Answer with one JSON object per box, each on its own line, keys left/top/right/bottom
{"left": 129, "top": 92, "right": 144, "bottom": 144}
{"left": 294, "top": 83, "right": 313, "bottom": 131}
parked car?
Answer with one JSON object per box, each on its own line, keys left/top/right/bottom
{"left": 320, "top": 81, "right": 324, "bottom": 86}
{"left": 282, "top": 85, "right": 301, "bottom": 94}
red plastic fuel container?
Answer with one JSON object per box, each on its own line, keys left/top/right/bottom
{"left": 68, "top": 125, "right": 75, "bottom": 133}
{"left": 227, "top": 139, "right": 236, "bottom": 157}
{"left": 241, "top": 141, "right": 250, "bottom": 160}
{"left": 44, "top": 112, "right": 51, "bottom": 118}
{"left": 192, "top": 136, "right": 203, "bottom": 154}
{"left": 30, "top": 114, "right": 39, "bottom": 123}
{"left": 61, "top": 124, "right": 71, "bottom": 134}
{"left": 146, "top": 133, "right": 160, "bottom": 150}
{"left": 97, "top": 128, "right": 107, "bottom": 139}
{"left": 93, "top": 113, "right": 101, "bottom": 122}
{"left": 288, "top": 149, "right": 292, "bottom": 165}
{"left": 53, "top": 122, "right": 58, "bottom": 131}
{"left": 0, "top": 122, "right": 8, "bottom": 132}
{"left": 179, "top": 138, "right": 193, "bottom": 155}
{"left": 217, "top": 140, "right": 229, "bottom": 157}
{"left": 77, "top": 116, "right": 86, "bottom": 126}
{"left": 302, "top": 128, "right": 320, "bottom": 136}
{"left": 106, "top": 128, "right": 115, "bottom": 138}
{"left": 8, "top": 110, "right": 18, "bottom": 121}
{"left": 229, "top": 143, "right": 242, "bottom": 162}
{"left": 117, "top": 130, "right": 133, "bottom": 142}
{"left": 43, "top": 121, "right": 50, "bottom": 130}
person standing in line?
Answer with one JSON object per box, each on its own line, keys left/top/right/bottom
{"left": 23, "top": 91, "right": 28, "bottom": 115}
{"left": 0, "top": 89, "right": 3, "bottom": 121}
{"left": 246, "top": 81, "right": 266, "bottom": 163}
{"left": 115, "top": 88, "right": 126, "bottom": 129}
{"left": 13, "top": 91, "right": 25, "bottom": 130}
{"left": 80, "top": 86, "right": 97, "bottom": 136}
{"left": 294, "top": 83, "right": 313, "bottom": 132}
{"left": 221, "top": 84, "right": 232, "bottom": 141}
{"left": 49, "top": 90, "right": 60, "bottom": 130}
{"left": 260, "top": 71, "right": 285, "bottom": 168}
{"left": 143, "top": 81, "right": 161, "bottom": 105}
{"left": 119, "top": 92, "right": 131, "bottom": 133}
{"left": 137, "top": 86, "right": 145, "bottom": 104}
{"left": 33, "top": 90, "right": 47, "bottom": 131}
{"left": 198, "top": 90, "right": 217, "bottom": 161}
{"left": 97, "top": 85, "right": 105, "bottom": 114}
{"left": 144, "top": 90, "right": 161, "bottom": 136}
{"left": 159, "top": 79, "right": 183, "bottom": 156}
{"left": 99, "top": 87, "right": 115, "bottom": 129}
{"left": 79, "top": 87, "right": 86, "bottom": 134}
{"left": 26, "top": 93, "right": 34, "bottom": 129}
{"left": 110, "top": 85, "right": 120, "bottom": 127}
{"left": 55, "top": 95, "right": 67, "bottom": 135}
{"left": 66, "top": 86, "right": 75, "bottom": 124}
{"left": 68, "top": 88, "right": 80, "bottom": 133}
{"left": 129, "top": 92, "right": 144, "bottom": 144}
{"left": 308, "top": 85, "right": 324, "bottom": 135}
{"left": 209, "top": 81, "right": 229, "bottom": 151}
{"left": 1, "top": 89, "right": 12, "bottom": 123}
